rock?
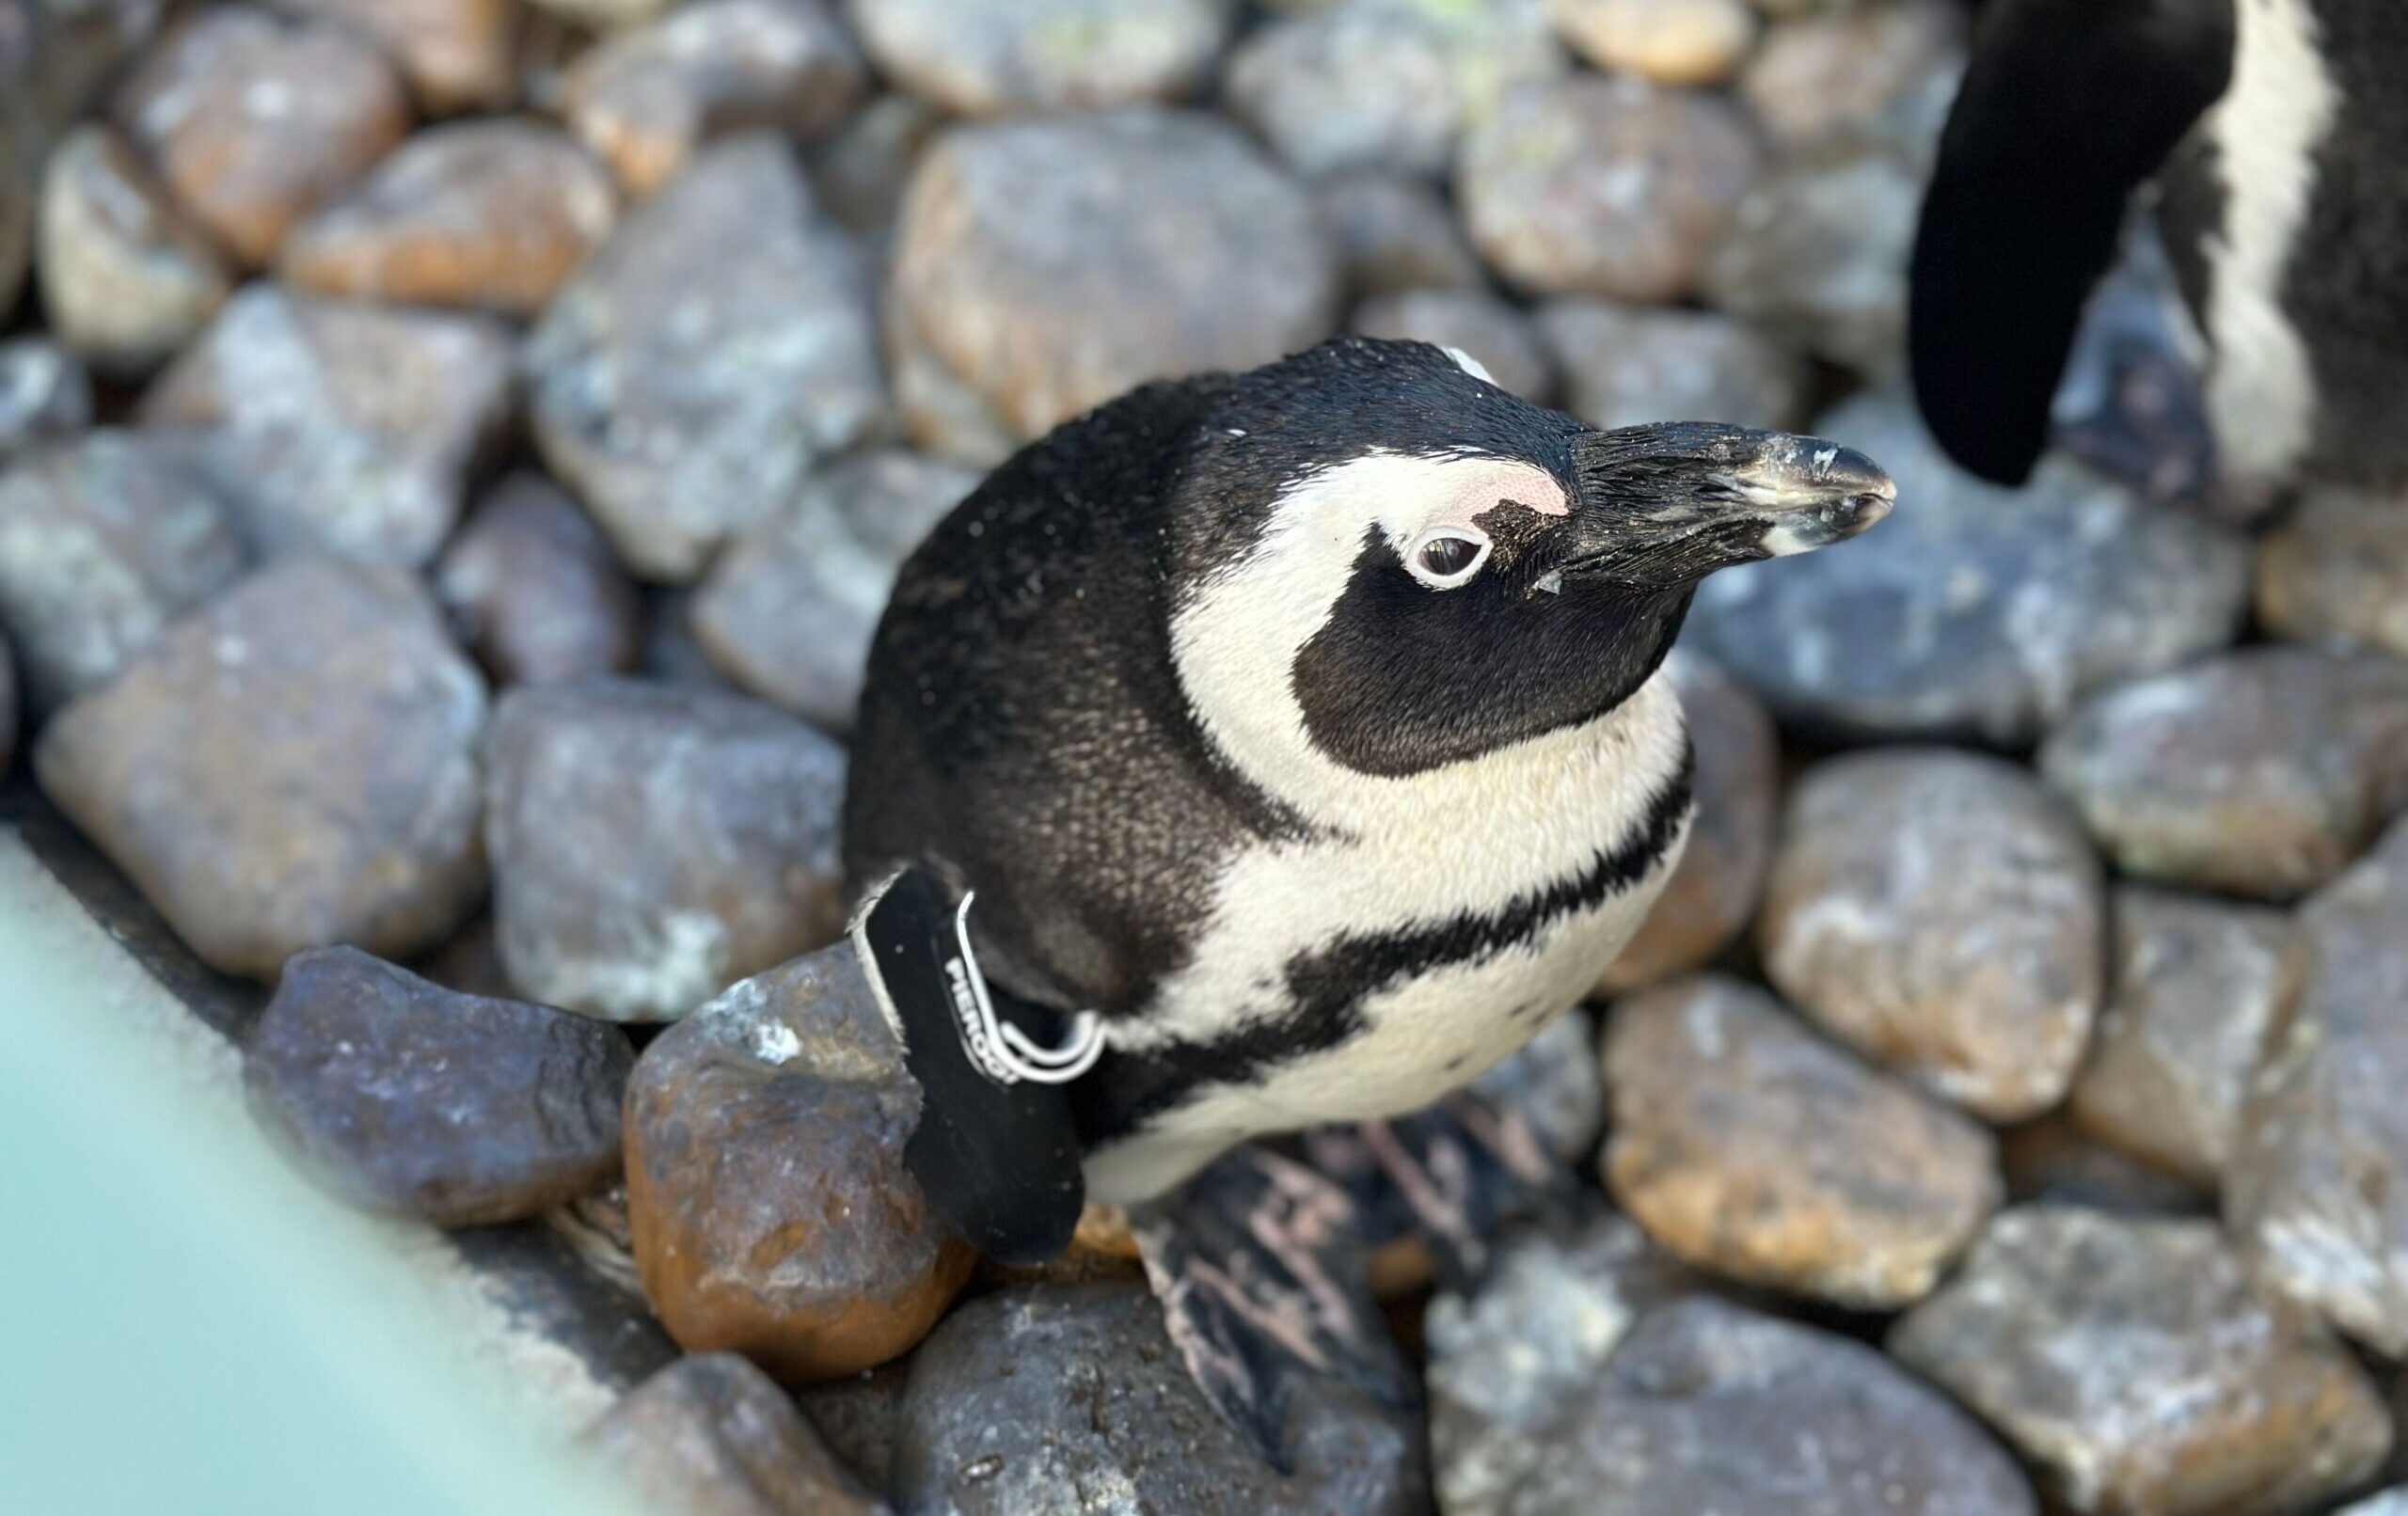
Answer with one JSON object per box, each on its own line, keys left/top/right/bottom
{"left": 34, "top": 556, "right": 486, "bottom": 978}
{"left": 1354, "top": 288, "right": 1555, "bottom": 402}
{"left": 36, "top": 124, "right": 230, "bottom": 377}
{"left": 2228, "top": 817, "right": 2408, "bottom": 1356}
{"left": 527, "top": 0, "right": 673, "bottom": 26}
{"left": 0, "top": 339, "right": 92, "bottom": 457}
{"left": 0, "top": 629, "right": 12, "bottom": 770}
{"left": 115, "top": 7, "right": 412, "bottom": 267}
{"left": 691, "top": 450, "right": 978, "bottom": 731}
{"left": 435, "top": 473, "right": 641, "bottom": 687}
{"left": 1739, "top": 0, "right": 1964, "bottom": 152}
{"left": 894, "top": 1279, "right": 1429, "bottom": 1516}
{"left": 1469, "top": 1005, "right": 1606, "bottom": 1162}
{"left": 245, "top": 946, "right": 631, "bottom": 1226}
{"left": 270, "top": 0, "right": 519, "bottom": 113}
{"left": 641, "top": 588, "right": 741, "bottom": 692}
{"left": 889, "top": 109, "right": 1337, "bottom": 465}
{"left": 1539, "top": 298, "right": 1806, "bottom": 434}
{"left": 807, "top": 93, "right": 942, "bottom": 240}
{"left": 528, "top": 134, "right": 883, "bottom": 582}
{"left": 140, "top": 286, "right": 513, "bottom": 566}
{"left": 1687, "top": 388, "right": 2253, "bottom": 747}
{"left": 1547, "top": 0, "right": 1757, "bottom": 85}
{"left": 1758, "top": 748, "right": 2104, "bottom": 1122}
{"left": 854, "top": 0, "right": 1229, "bottom": 118}
{"left": 1600, "top": 653, "right": 1779, "bottom": 990}
{"left": 1225, "top": 0, "right": 1564, "bottom": 179}
{"left": 2259, "top": 486, "right": 2408, "bottom": 659}
{"left": 2, "top": 0, "right": 166, "bottom": 315}
{"left": 1891, "top": 1208, "right": 2391, "bottom": 1516}
{"left": 1603, "top": 974, "right": 2000, "bottom": 1306}
{"left": 1316, "top": 169, "right": 1486, "bottom": 297}
{"left": 1457, "top": 73, "right": 1759, "bottom": 302}
{"left": 484, "top": 680, "right": 848, "bottom": 1022}
{"left": 2343, "top": 1494, "right": 2408, "bottom": 1516}
{"left": 585, "top": 1353, "right": 887, "bottom": 1516}
{"left": 2070, "top": 889, "right": 2308, "bottom": 1186}
{"left": 0, "top": 431, "right": 248, "bottom": 708}
{"left": 2040, "top": 649, "right": 2408, "bottom": 903}
{"left": 795, "top": 1364, "right": 910, "bottom": 1496}
{"left": 278, "top": 119, "right": 618, "bottom": 317}
{"left": 563, "top": 0, "right": 867, "bottom": 199}
{"left": 2000, "top": 1115, "right": 2212, "bottom": 1215}
{"left": 625, "top": 945, "right": 974, "bottom": 1379}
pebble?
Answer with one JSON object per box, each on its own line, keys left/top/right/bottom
{"left": 888, "top": 108, "right": 1337, "bottom": 464}
{"left": 435, "top": 473, "right": 642, "bottom": 687}
{"left": 0, "top": 431, "right": 248, "bottom": 708}
{"left": 1687, "top": 388, "right": 2253, "bottom": 747}
{"left": 894, "top": 1278, "right": 1430, "bottom": 1516}
{"left": 2070, "top": 889, "right": 2307, "bottom": 1187}
{"left": 1890, "top": 1208, "right": 2392, "bottom": 1516}
{"left": 141, "top": 285, "right": 513, "bottom": 565}
{"left": 1468, "top": 1005, "right": 1607, "bottom": 1162}
{"left": 1539, "top": 298, "right": 1806, "bottom": 434}
{"left": 0, "top": 0, "right": 159, "bottom": 310}
{"left": 114, "top": 7, "right": 412, "bottom": 267}
{"left": 1316, "top": 169, "right": 1487, "bottom": 297}
{"left": 562, "top": 0, "right": 868, "bottom": 198}
{"left": 0, "top": 628, "right": 13, "bottom": 772}
{"left": 0, "top": 339, "right": 93, "bottom": 458}
{"left": 2258, "top": 486, "right": 2408, "bottom": 659}
{"left": 2343, "top": 1494, "right": 2408, "bottom": 1516}
{"left": 33, "top": 555, "right": 487, "bottom": 978}
{"left": 806, "top": 93, "right": 943, "bottom": 240}
{"left": 1547, "top": 0, "right": 1757, "bottom": 85}
{"left": 528, "top": 134, "right": 883, "bottom": 581}
{"left": 1739, "top": 0, "right": 1965, "bottom": 151}
{"left": 483, "top": 680, "right": 848, "bottom": 1022}
{"left": 2000, "top": 1116, "right": 2213, "bottom": 1215}
{"left": 525, "top": 0, "right": 673, "bottom": 26}
{"left": 278, "top": 118, "right": 618, "bottom": 317}
{"left": 1599, "top": 651, "right": 1779, "bottom": 990}
{"left": 36, "top": 123, "right": 230, "bottom": 376}
{"left": 270, "top": 0, "right": 519, "bottom": 113}
{"left": 1758, "top": 748, "right": 2104, "bottom": 1122}
{"left": 795, "top": 1364, "right": 910, "bottom": 1495}
{"left": 584, "top": 1353, "right": 887, "bottom": 1516}
{"left": 623, "top": 944, "right": 974, "bottom": 1379}
{"left": 245, "top": 946, "right": 633, "bottom": 1227}
{"left": 1458, "top": 72, "right": 1758, "bottom": 303}
{"left": 1354, "top": 288, "right": 1556, "bottom": 403}
{"left": 2228, "top": 817, "right": 2408, "bottom": 1356}
{"left": 854, "top": 0, "right": 1229, "bottom": 118}
{"left": 691, "top": 450, "right": 979, "bottom": 731}
{"left": 2040, "top": 648, "right": 2408, "bottom": 903}
{"left": 1604, "top": 974, "right": 2000, "bottom": 1306}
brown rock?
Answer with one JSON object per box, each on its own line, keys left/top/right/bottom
{"left": 279, "top": 118, "right": 617, "bottom": 316}
{"left": 116, "top": 7, "right": 412, "bottom": 267}
{"left": 483, "top": 680, "right": 848, "bottom": 1022}
{"left": 1457, "top": 73, "right": 1760, "bottom": 302}
{"left": 271, "top": 0, "right": 519, "bottom": 113}
{"left": 585, "top": 1353, "right": 888, "bottom": 1516}
{"left": 245, "top": 946, "right": 632, "bottom": 1226}
{"left": 1891, "top": 1208, "right": 2392, "bottom": 1516}
{"left": 1317, "top": 168, "right": 1487, "bottom": 297}
{"left": 436, "top": 473, "right": 641, "bottom": 687}
{"left": 854, "top": 0, "right": 1229, "bottom": 118}
{"left": 2258, "top": 484, "right": 2408, "bottom": 661}
{"left": 1759, "top": 748, "right": 2104, "bottom": 1121}
{"left": 2039, "top": 648, "right": 2408, "bottom": 903}
{"left": 1547, "top": 0, "right": 1758, "bottom": 85}
{"left": 624, "top": 944, "right": 974, "bottom": 1379}
{"left": 0, "top": 338, "right": 93, "bottom": 458}
{"left": 1540, "top": 298, "right": 1806, "bottom": 434}
{"left": 1738, "top": 0, "right": 1964, "bottom": 151}
{"left": 34, "top": 556, "right": 487, "bottom": 978}
{"left": 1354, "top": 287, "right": 1556, "bottom": 402}
{"left": 36, "top": 123, "right": 230, "bottom": 376}
{"left": 2071, "top": 889, "right": 2307, "bottom": 1187}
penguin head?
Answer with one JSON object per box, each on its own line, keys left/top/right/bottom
{"left": 1167, "top": 339, "right": 1893, "bottom": 790}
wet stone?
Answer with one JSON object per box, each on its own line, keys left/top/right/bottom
{"left": 691, "top": 450, "right": 979, "bottom": 731}
{"left": 889, "top": 108, "right": 1337, "bottom": 464}
{"left": 1739, "top": 0, "right": 1964, "bottom": 152}
{"left": 483, "top": 680, "right": 848, "bottom": 1022}
{"left": 1316, "top": 169, "right": 1487, "bottom": 297}
{"left": 2071, "top": 889, "right": 2307, "bottom": 1187}
{"left": 1539, "top": 298, "right": 1806, "bottom": 434}
{"left": 272, "top": 0, "right": 520, "bottom": 113}
{"left": 0, "top": 431, "right": 248, "bottom": 708}
{"left": 278, "top": 118, "right": 618, "bottom": 317}
{"left": 528, "top": 134, "right": 883, "bottom": 582}
{"left": 141, "top": 284, "right": 514, "bottom": 565}
{"left": 0, "top": 339, "right": 92, "bottom": 458}
{"left": 435, "top": 473, "right": 641, "bottom": 687}
{"left": 1687, "top": 388, "right": 2253, "bottom": 748}
{"left": 2258, "top": 486, "right": 2408, "bottom": 659}
{"left": 894, "top": 1278, "right": 1430, "bottom": 1516}
{"left": 2040, "top": 648, "right": 2408, "bottom": 903}
{"left": 245, "top": 946, "right": 632, "bottom": 1227}
{"left": 1547, "top": 0, "right": 1757, "bottom": 85}
{"left": 115, "top": 7, "right": 412, "bottom": 267}
{"left": 563, "top": 0, "right": 868, "bottom": 199}
{"left": 585, "top": 1353, "right": 887, "bottom": 1516}
{"left": 37, "top": 123, "right": 230, "bottom": 377}
{"left": 1354, "top": 288, "right": 1555, "bottom": 403}
{"left": 1457, "top": 72, "right": 1759, "bottom": 303}
{"left": 854, "top": 0, "right": 1229, "bottom": 119}
{"left": 34, "top": 555, "right": 487, "bottom": 978}
{"left": 1758, "top": 748, "right": 2104, "bottom": 1122}
{"left": 1891, "top": 1208, "right": 2392, "bottom": 1516}
{"left": 624, "top": 944, "right": 974, "bottom": 1380}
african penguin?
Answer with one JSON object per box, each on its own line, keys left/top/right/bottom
{"left": 1910, "top": 0, "right": 2408, "bottom": 492}
{"left": 844, "top": 337, "right": 1893, "bottom": 1207}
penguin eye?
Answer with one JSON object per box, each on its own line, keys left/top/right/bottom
{"left": 1406, "top": 527, "right": 1490, "bottom": 590}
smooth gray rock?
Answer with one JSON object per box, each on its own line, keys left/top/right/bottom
{"left": 586, "top": 1353, "right": 889, "bottom": 1516}
{"left": 1353, "top": 288, "right": 1555, "bottom": 403}
{"left": 0, "top": 339, "right": 92, "bottom": 458}
{"left": 1541, "top": 296, "right": 1807, "bottom": 443}
{"left": 1316, "top": 170, "right": 1487, "bottom": 297}
{"left": 853, "top": 0, "right": 1228, "bottom": 118}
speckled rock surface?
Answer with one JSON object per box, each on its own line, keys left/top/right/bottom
{"left": 856, "top": 0, "right": 1229, "bottom": 119}
{"left": 37, "top": 123, "right": 230, "bottom": 376}
{"left": 1540, "top": 298, "right": 1806, "bottom": 434}
{"left": 435, "top": 473, "right": 641, "bottom": 687}
{"left": 1891, "top": 1208, "right": 2391, "bottom": 1516}
{"left": 1353, "top": 288, "right": 1555, "bottom": 402}
{"left": 1758, "top": 748, "right": 2104, "bottom": 1121}
{"left": 585, "top": 1352, "right": 889, "bottom": 1516}
{"left": 272, "top": 0, "right": 516, "bottom": 113}
{"left": 1547, "top": 0, "right": 1756, "bottom": 84}
{"left": 1318, "top": 170, "right": 1486, "bottom": 297}
{"left": 2258, "top": 486, "right": 2408, "bottom": 659}
{"left": 1738, "top": 0, "right": 1964, "bottom": 150}
{"left": 0, "top": 339, "right": 92, "bottom": 458}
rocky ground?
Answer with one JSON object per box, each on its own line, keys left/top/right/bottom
{"left": 8, "top": 0, "right": 2408, "bottom": 1513}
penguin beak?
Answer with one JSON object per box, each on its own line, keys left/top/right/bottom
{"left": 1562, "top": 422, "right": 1896, "bottom": 590}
